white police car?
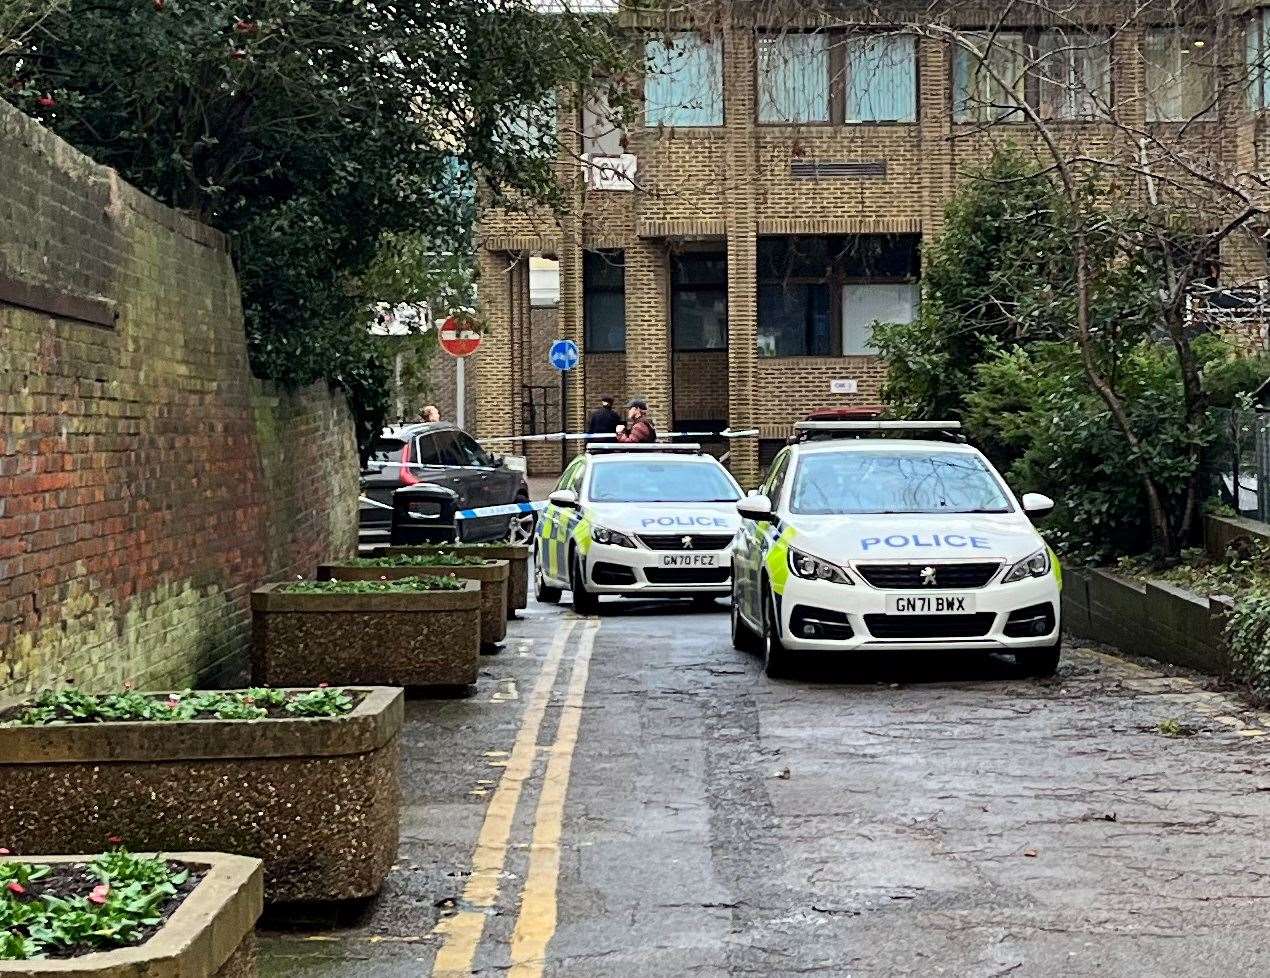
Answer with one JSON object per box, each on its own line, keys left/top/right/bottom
{"left": 731, "top": 422, "right": 1062, "bottom": 677}
{"left": 534, "top": 444, "right": 743, "bottom": 612}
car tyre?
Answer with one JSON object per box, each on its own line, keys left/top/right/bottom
{"left": 730, "top": 589, "right": 760, "bottom": 653}
{"left": 761, "top": 585, "right": 793, "bottom": 679}
{"left": 1017, "top": 639, "right": 1061, "bottom": 678}
{"left": 570, "top": 551, "right": 600, "bottom": 615}
{"left": 534, "top": 543, "right": 561, "bottom": 604}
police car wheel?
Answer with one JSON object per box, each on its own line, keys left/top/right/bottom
{"left": 761, "top": 586, "right": 792, "bottom": 679}
{"left": 534, "top": 550, "right": 561, "bottom": 605}
{"left": 730, "top": 594, "right": 760, "bottom": 653}
{"left": 1016, "top": 639, "right": 1061, "bottom": 678}
{"left": 570, "top": 553, "right": 600, "bottom": 615}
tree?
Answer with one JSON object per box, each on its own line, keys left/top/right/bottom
{"left": 2, "top": 0, "right": 625, "bottom": 448}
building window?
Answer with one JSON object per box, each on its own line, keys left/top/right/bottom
{"left": 758, "top": 238, "right": 834, "bottom": 356}
{"left": 758, "top": 32, "right": 831, "bottom": 123}
{"left": 757, "top": 236, "right": 920, "bottom": 358}
{"left": 584, "top": 250, "right": 625, "bottom": 352}
{"left": 953, "top": 32, "right": 1027, "bottom": 122}
{"left": 671, "top": 252, "right": 728, "bottom": 351}
{"left": 843, "top": 283, "right": 918, "bottom": 355}
{"left": 1144, "top": 29, "right": 1216, "bottom": 122}
{"left": 1037, "top": 30, "right": 1111, "bottom": 119}
{"left": 846, "top": 35, "right": 918, "bottom": 122}
{"left": 645, "top": 32, "right": 723, "bottom": 127}
{"left": 1249, "top": 9, "right": 1270, "bottom": 110}
{"left": 582, "top": 87, "right": 625, "bottom": 156}
{"left": 756, "top": 30, "right": 917, "bottom": 124}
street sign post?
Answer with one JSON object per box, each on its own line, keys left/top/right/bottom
{"left": 440, "top": 315, "right": 481, "bottom": 429}
{"left": 549, "top": 339, "right": 580, "bottom": 467}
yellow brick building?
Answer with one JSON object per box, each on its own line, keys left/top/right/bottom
{"left": 475, "top": 2, "right": 1270, "bottom": 484}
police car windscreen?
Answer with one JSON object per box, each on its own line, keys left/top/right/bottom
{"left": 790, "top": 451, "right": 1011, "bottom": 515}
{"left": 589, "top": 462, "right": 741, "bottom": 504}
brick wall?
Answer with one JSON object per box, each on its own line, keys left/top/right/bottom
{"left": 0, "top": 102, "right": 359, "bottom": 706}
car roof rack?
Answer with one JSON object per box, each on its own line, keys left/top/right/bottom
{"left": 585, "top": 442, "right": 703, "bottom": 455}
{"left": 794, "top": 421, "right": 966, "bottom": 443}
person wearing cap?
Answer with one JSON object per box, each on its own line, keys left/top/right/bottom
{"left": 586, "top": 395, "right": 622, "bottom": 439}
{"left": 615, "top": 399, "right": 657, "bottom": 443}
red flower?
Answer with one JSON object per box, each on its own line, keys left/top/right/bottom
{"left": 88, "top": 884, "right": 110, "bottom": 905}
{"left": 6, "top": 881, "right": 25, "bottom": 896}
{"left": 107, "top": 835, "right": 123, "bottom": 845}
{"left": 234, "top": 18, "right": 257, "bottom": 34}
{"left": 0, "top": 848, "right": 10, "bottom": 856}
{"left": 153, "top": 0, "right": 164, "bottom": 9}
{"left": 318, "top": 682, "right": 329, "bottom": 689}
{"left": 36, "top": 95, "right": 55, "bottom": 109}
{"left": 230, "top": 49, "right": 247, "bottom": 60}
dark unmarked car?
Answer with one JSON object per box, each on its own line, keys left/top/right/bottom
{"left": 360, "top": 422, "right": 529, "bottom": 543}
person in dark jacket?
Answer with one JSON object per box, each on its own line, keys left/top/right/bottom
{"left": 616, "top": 399, "right": 657, "bottom": 443}
{"left": 586, "top": 396, "right": 621, "bottom": 438}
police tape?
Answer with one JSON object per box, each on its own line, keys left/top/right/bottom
{"left": 476, "top": 428, "right": 760, "bottom": 446}
{"left": 454, "top": 500, "right": 545, "bottom": 522}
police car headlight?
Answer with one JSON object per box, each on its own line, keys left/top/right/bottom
{"left": 1003, "top": 548, "right": 1050, "bottom": 584}
{"left": 591, "top": 525, "right": 635, "bottom": 548}
{"left": 788, "top": 548, "right": 853, "bottom": 585}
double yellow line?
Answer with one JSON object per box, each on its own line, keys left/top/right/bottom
{"left": 431, "top": 617, "right": 600, "bottom": 978}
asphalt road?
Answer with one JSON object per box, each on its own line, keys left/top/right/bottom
{"left": 260, "top": 591, "right": 1270, "bottom": 978}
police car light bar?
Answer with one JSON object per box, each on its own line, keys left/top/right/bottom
{"left": 585, "top": 443, "right": 703, "bottom": 454}
{"left": 794, "top": 421, "right": 963, "bottom": 432}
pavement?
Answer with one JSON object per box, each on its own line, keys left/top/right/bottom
{"left": 258, "top": 590, "right": 1270, "bottom": 978}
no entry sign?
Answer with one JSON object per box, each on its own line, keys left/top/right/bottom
{"left": 439, "top": 316, "right": 481, "bottom": 358}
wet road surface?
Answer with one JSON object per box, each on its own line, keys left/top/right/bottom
{"left": 260, "top": 593, "right": 1270, "bottom": 977}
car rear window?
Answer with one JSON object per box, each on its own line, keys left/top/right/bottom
{"left": 588, "top": 461, "right": 740, "bottom": 503}
{"left": 790, "top": 451, "right": 1012, "bottom": 515}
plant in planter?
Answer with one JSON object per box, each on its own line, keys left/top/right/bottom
{"left": 0, "top": 850, "right": 261, "bottom": 975}
{"left": 252, "top": 576, "right": 482, "bottom": 687}
{"left": 0, "top": 687, "right": 402, "bottom": 904}
{"left": 376, "top": 544, "right": 530, "bottom": 617}
{"left": 317, "top": 554, "right": 510, "bottom": 650}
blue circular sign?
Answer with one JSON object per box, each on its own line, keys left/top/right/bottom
{"left": 549, "top": 339, "right": 580, "bottom": 371}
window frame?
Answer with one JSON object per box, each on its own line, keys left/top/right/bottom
{"left": 643, "top": 31, "right": 726, "bottom": 129}
{"left": 583, "top": 249, "right": 627, "bottom": 353}
{"left": 670, "top": 250, "right": 729, "bottom": 353}
{"left": 754, "top": 28, "right": 920, "bottom": 126}
{"left": 1035, "top": 28, "right": 1113, "bottom": 120}
{"left": 951, "top": 28, "right": 1114, "bottom": 124}
{"left": 1142, "top": 26, "right": 1217, "bottom": 123}
{"left": 756, "top": 235, "right": 921, "bottom": 360}
{"left": 952, "top": 30, "right": 1030, "bottom": 123}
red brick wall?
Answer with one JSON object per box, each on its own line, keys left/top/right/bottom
{"left": 0, "top": 102, "right": 359, "bottom": 706}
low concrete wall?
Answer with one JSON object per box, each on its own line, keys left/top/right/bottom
{"left": 1064, "top": 568, "right": 1233, "bottom": 676}
{"left": 1204, "top": 513, "right": 1270, "bottom": 559}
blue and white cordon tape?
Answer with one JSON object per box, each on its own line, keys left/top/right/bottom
{"left": 455, "top": 500, "right": 546, "bottom": 522}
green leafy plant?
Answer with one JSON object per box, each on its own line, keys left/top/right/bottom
{"left": 4, "top": 688, "right": 356, "bottom": 727}
{"left": 281, "top": 576, "right": 466, "bottom": 594}
{"left": 0, "top": 850, "right": 192, "bottom": 960}
{"left": 1225, "top": 592, "right": 1270, "bottom": 695}
{"left": 285, "top": 687, "right": 354, "bottom": 718}
{"left": 344, "top": 553, "right": 490, "bottom": 568}
{"left": 1157, "top": 717, "right": 1199, "bottom": 737}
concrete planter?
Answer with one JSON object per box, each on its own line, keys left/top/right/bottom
{"left": 251, "top": 582, "right": 481, "bottom": 686}
{"left": 0, "top": 852, "right": 261, "bottom": 977}
{"left": 316, "top": 561, "right": 509, "bottom": 649}
{"left": 1063, "top": 568, "right": 1233, "bottom": 676}
{"left": 0, "top": 688, "right": 402, "bottom": 904}
{"left": 378, "top": 544, "right": 529, "bottom": 617}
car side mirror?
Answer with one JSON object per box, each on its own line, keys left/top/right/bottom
{"left": 1022, "top": 492, "right": 1055, "bottom": 518}
{"left": 737, "top": 494, "right": 773, "bottom": 521}
{"left": 549, "top": 488, "right": 580, "bottom": 509}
